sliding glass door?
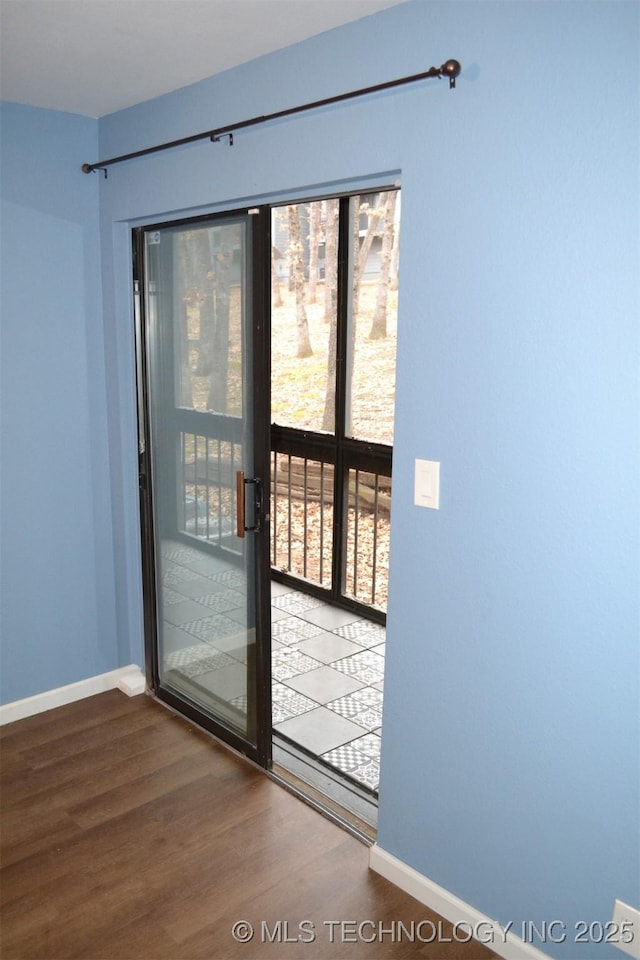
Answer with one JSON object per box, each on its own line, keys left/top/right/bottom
{"left": 134, "top": 209, "right": 271, "bottom": 764}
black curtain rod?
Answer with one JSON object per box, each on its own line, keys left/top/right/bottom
{"left": 82, "top": 59, "right": 461, "bottom": 176}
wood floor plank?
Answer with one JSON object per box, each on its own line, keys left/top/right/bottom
{"left": 0, "top": 691, "right": 497, "bottom": 960}
{"left": 1, "top": 712, "right": 205, "bottom": 808}
{"left": 0, "top": 689, "right": 156, "bottom": 748}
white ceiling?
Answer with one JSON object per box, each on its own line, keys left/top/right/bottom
{"left": 0, "top": 0, "right": 405, "bottom": 118}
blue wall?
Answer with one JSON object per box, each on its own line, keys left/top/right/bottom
{"left": 97, "top": 2, "right": 639, "bottom": 956}
{"left": 1, "top": 1, "right": 637, "bottom": 957}
{"left": 0, "top": 103, "right": 118, "bottom": 701}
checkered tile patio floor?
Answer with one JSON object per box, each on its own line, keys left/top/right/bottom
{"left": 159, "top": 540, "right": 384, "bottom": 793}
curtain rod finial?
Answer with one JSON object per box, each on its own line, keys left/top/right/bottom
{"left": 441, "top": 59, "right": 462, "bottom": 88}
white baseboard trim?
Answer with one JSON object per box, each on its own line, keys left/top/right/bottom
{"left": 0, "top": 665, "right": 146, "bottom": 726}
{"left": 369, "top": 845, "right": 550, "bottom": 960}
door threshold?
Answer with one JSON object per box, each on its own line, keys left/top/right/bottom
{"left": 272, "top": 735, "right": 377, "bottom": 843}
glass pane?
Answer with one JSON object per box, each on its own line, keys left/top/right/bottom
{"left": 173, "top": 224, "right": 243, "bottom": 415}
{"left": 180, "top": 434, "right": 241, "bottom": 544}
{"left": 144, "top": 218, "right": 255, "bottom": 742}
{"left": 346, "top": 190, "right": 400, "bottom": 445}
{"left": 345, "top": 468, "right": 391, "bottom": 610}
{"left": 271, "top": 200, "right": 338, "bottom": 433}
{"left": 270, "top": 452, "right": 334, "bottom": 589}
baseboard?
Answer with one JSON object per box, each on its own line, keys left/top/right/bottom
{"left": 369, "top": 845, "right": 550, "bottom": 960}
{"left": 0, "top": 665, "right": 146, "bottom": 726}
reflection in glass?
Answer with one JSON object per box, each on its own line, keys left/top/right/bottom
{"left": 173, "top": 224, "right": 244, "bottom": 416}
{"left": 144, "top": 219, "right": 254, "bottom": 741}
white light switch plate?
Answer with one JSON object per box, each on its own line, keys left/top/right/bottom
{"left": 612, "top": 900, "right": 640, "bottom": 958}
{"left": 414, "top": 459, "right": 440, "bottom": 509}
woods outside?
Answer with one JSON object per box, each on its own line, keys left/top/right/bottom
{"left": 178, "top": 191, "right": 399, "bottom": 609}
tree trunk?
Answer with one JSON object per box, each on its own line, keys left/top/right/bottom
{"left": 323, "top": 198, "right": 339, "bottom": 323}
{"left": 352, "top": 196, "right": 383, "bottom": 318}
{"left": 192, "top": 229, "right": 216, "bottom": 377}
{"left": 321, "top": 199, "right": 340, "bottom": 430}
{"left": 175, "top": 232, "right": 193, "bottom": 408}
{"left": 321, "top": 308, "right": 337, "bottom": 433}
{"left": 206, "top": 227, "right": 234, "bottom": 412}
{"left": 369, "top": 191, "right": 397, "bottom": 340}
{"left": 307, "top": 201, "right": 321, "bottom": 303}
{"left": 390, "top": 198, "right": 400, "bottom": 292}
{"left": 272, "top": 245, "right": 283, "bottom": 307}
{"left": 286, "top": 205, "right": 313, "bottom": 358}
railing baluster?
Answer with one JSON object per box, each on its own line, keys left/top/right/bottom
{"left": 195, "top": 435, "right": 201, "bottom": 539}
{"left": 372, "top": 471, "right": 379, "bottom": 605}
{"left": 303, "top": 458, "right": 308, "bottom": 578}
{"left": 287, "top": 454, "right": 292, "bottom": 573}
{"left": 353, "top": 469, "right": 359, "bottom": 599}
{"left": 182, "top": 432, "right": 187, "bottom": 532}
{"left": 319, "top": 460, "right": 324, "bottom": 585}
{"left": 271, "top": 451, "right": 277, "bottom": 567}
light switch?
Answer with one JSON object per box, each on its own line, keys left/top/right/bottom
{"left": 414, "top": 459, "right": 440, "bottom": 509}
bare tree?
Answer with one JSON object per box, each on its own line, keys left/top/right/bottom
{"left": 352, "top": 195, "right": 384, "bottom": 318}
{"left": 286, "top": 205, "right": 313, "bottom": 358}
{"left": 272, "top": 245, "right": 283, "bottom": 307}
{"left": 369, "top": 190, "right": 397, "bottom": 340}
{"left": 206, "top": 226, "right": 234, "bottom": 412}
{"left": 192, "top": 229, "right": 216, "bottom": 378}
{"left": 390, "top": 200, "right": 400, "bottom": 292}
{"left": 321, "top": 198, "right": 340, "bottom": 430}
{"left": 323, "top": 199, "right": 339, "bottom": 323}
{"left": 307, "top": 202, "right": 321, "bottom": 303}
{"left": 175, "top": 232, "right": 194, "bottom": 408}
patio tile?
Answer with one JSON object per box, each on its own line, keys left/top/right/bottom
{"left": 294, "top": 632, "right": 362, "bottom": 664}
{"left": 347, "top": 732, "right": 382, "bottom": 761}
{"left": 272, "top": 616, "right": 325, "bottom": 646}
{"left": 194, "top": 588, "right": 246, "bottom": 612}
{"left": 162, "top": 625, "right": 205, "bottom": 654}
{"left": 326, "top": 694, "right": 382, "bottom": 731}
{"left": 331, "top": 650, "right": 385, "bottom": 685}
{"left": 178, "top": 651, "right": 236, "bottom": 678}
{"left": 321, "top": 743, "right": 370, "bottom": 773}
{"left": 349, "top": 759, "right": 380, "bottom": 791}
{"left": 352, "top": 686, "right": 384, "bottom": 708}
{"left": 271, "top": 648, "right": 323, "bottom": 681}
{"left": 192, "top": 661, "right": 247, "bottom": 702}
{"left": 270, "top": 581, "right": 296, "bottom": 598}
{"left": 274, "top": 707, "right": 366, "bottom": 756}
{"left": 271, "top": 593, "right": 326, "bottom": 615}
{"left": 164, "top": 598, "right": 214, "bottom": 627}
{"left": 183, "top": 613, "right": 241, "bottom": 642}
{"left": 171, "top": 575, "right": 237, "bottom": 601}
{"left": 282, "top": 665, "right": 364, "bottom": 704}
{"left": 298, "top": 605, "right": 362, "bottom": 631}
{"left": 271, "top": 683, "right": 317, "bottom": 723}
{"left": 207, "top": 569, "right": 246, "bottom": 589}
{"left": 333, "top": 620, "right": 386, "bottom": 645}
{"left": 164, "top": 643, "right": 218, "bottom": 669}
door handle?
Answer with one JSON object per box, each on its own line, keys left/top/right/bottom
{"left": 236, "top": 471, "right": 263, "bottom": 538}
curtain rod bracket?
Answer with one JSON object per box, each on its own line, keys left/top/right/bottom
{"left": 81, "top": 163, "right": 108, "bottom": 179}
{"left": 211, "top": 132, "right": 234, "bottom": 147}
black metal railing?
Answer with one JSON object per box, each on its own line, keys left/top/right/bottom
{"left": 179, "top": 423, "right": 243, "bottom": 552}
{"left": 270, "top": 426, "right": 391, "bottom": 614}
{"left": 174, "top": 421, "right": 391, "bottom": 614}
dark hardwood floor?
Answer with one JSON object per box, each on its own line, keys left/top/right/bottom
{"left": 1, "top": 691, "right": 497, "bottom": 960}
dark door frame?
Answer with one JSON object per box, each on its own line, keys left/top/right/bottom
{"left": 132, "top": 206, "right": 272, "bottom": 768}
